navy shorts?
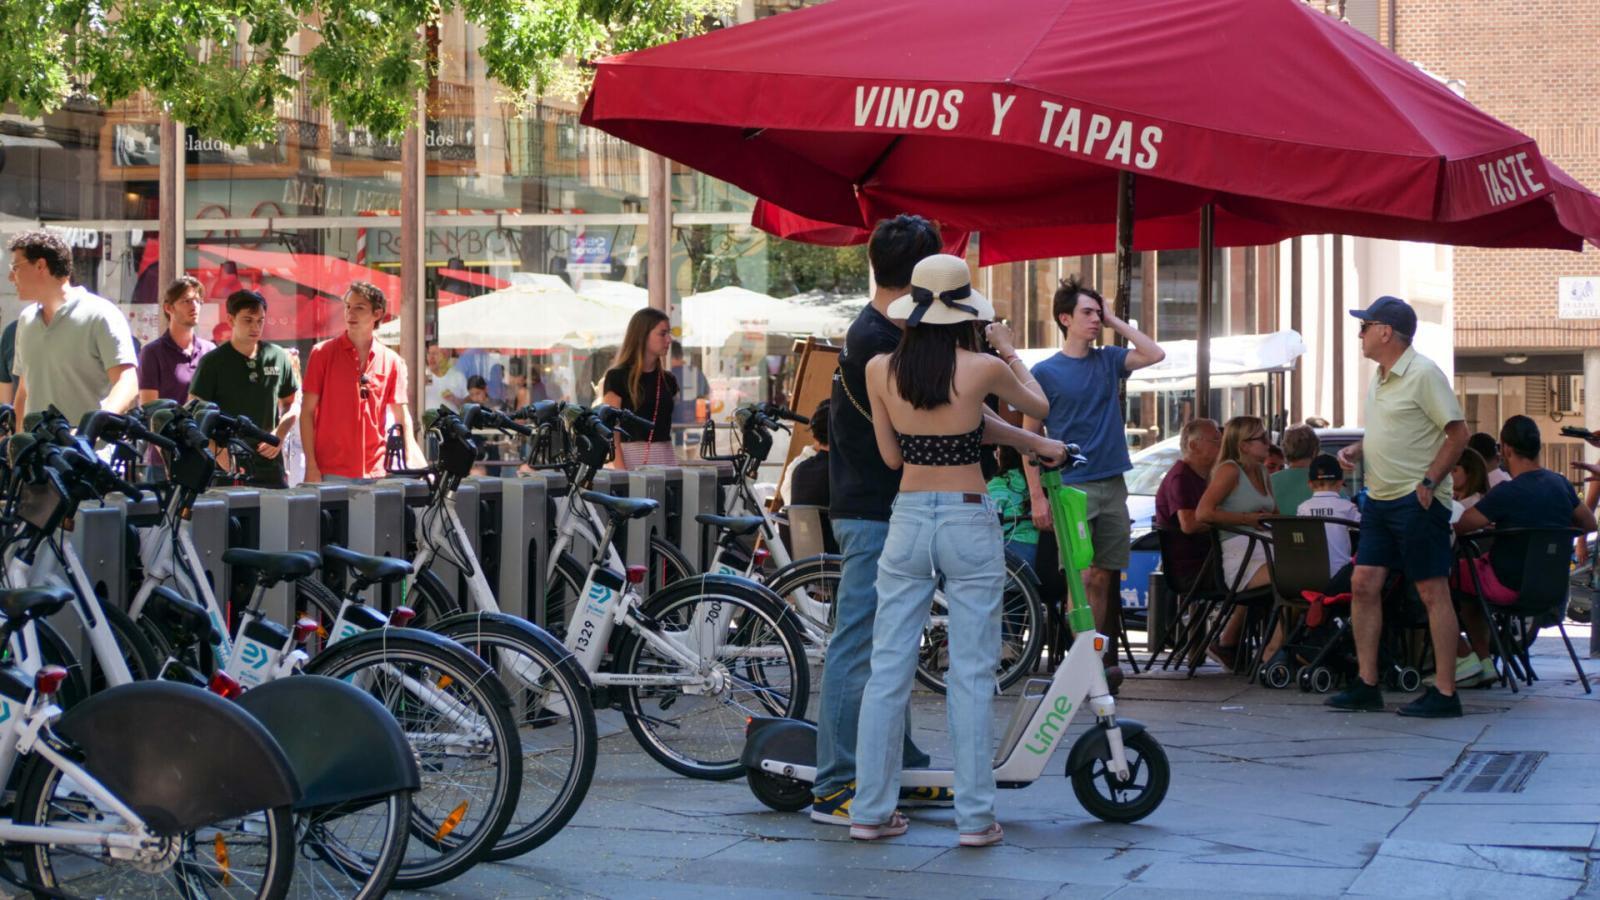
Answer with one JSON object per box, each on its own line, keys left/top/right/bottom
{"left": 1355, "top": 494, "right": 1453, "bottom": 581}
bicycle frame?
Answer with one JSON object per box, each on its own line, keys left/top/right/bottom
{"left": 0, "top": 628, "right": 160, "bottom": 853}
{"left": 4, "top": 537, "right": 136, "bottom": 688}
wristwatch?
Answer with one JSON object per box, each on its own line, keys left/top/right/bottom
{"left": 1419, "top": 476, "right": 1435, "bottom": 490}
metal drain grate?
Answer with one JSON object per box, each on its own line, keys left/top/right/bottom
{"left": 1439, "top": 751, "right": 1545, "bottom": 794}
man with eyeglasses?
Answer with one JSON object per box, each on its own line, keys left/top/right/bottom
{"left": 301, "top": 282, "right": 425, "bottom": 483}
{"left": 189, "top": 290, "right": 299, "bottom": 488}
{"left": 1330, "top": 296, "right": 1469, "bottom": 718}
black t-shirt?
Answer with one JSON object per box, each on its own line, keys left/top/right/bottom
{"left": 790, "top": 451, "right": 830, "bottom": 507}
{"left": 602, "top": 366, "right": 677, "bottom": 443}
{"left": 829, "top": 304, "right": 903, "bottom": 521}
{"left": 1474, "top": 468, "right": 1580, "bottom": 587}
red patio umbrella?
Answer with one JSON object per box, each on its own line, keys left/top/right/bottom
{"left": 583, "top": 0, "right": 1600, "bottom": 252}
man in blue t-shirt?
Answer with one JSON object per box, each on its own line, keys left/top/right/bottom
{"left": 1024, "top": 276, "right": 1164, "bottom": 682}
{"left": 1455, "top": 415, "right": 1596, "bottom": 684}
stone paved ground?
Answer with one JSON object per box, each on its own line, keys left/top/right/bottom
{"left": 402, "top": 626, "right": 1600, "bottom": 900}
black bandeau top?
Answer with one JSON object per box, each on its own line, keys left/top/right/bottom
{"left": 896, "top": 420, "right": 985, "bottom": 466}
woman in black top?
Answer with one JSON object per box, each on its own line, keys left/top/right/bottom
{"left": 602, "top": 307, "right": 678, "bottom": 468}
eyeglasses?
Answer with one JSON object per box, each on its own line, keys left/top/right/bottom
{"left": 1244, "top": 434, "right": 1268, "bottom": 444}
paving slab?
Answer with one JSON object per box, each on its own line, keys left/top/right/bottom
{"left": 392, "top": 631, "right": 1600, "bottom": 899}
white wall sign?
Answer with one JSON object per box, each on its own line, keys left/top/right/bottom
{"left": 1559, "top": 276, "right": 1600, "bottom": 319}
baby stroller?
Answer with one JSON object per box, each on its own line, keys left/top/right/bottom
{"left": 1261, "top": 577, "right": 1425, "bottom": 693}
{"left": 1255, "top": 517, "right": 1425, "bottom": 693}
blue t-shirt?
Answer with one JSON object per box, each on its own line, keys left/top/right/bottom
{"left": 1473, "top": 468, "right": 1580, "bottom": 587}
{"left": 1032, "top": 346, "right": 1131, "bottom": 484}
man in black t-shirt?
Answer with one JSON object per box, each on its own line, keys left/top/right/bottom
{"left": 810, "top": 215, "right": 944, "bottom": 824}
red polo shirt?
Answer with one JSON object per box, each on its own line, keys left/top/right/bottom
{"left": 304, "top": 333, "right": 407, "bottom": 478}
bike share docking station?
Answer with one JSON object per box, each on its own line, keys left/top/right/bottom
{"left": 490, "top": 472, "right": 552, "bottom": 626}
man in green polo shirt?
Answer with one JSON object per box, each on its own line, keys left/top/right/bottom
{"left": 189, "top": 290, "right": 300, "bottom": 488}
{"left": 1329, "top": 296, "right": 1468, "bottom": 719}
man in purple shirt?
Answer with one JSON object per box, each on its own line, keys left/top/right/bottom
{"left": 138, "top": 275, "right": 214, "bottom": 404}
{"left": 1154, "top": 417, "right": 1221, "bottom": 590}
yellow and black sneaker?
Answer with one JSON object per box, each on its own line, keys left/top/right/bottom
{"left": 810, "top": 783, "right": 855, "bottom": 825}
{"left": 898, "top": 786, "right": 955, "bottom": 807}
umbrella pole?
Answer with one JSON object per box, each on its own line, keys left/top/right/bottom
{"left": 1115, "top": 171, "right": 1136, "bottom": 323}
{"left": 1196, "top": 204, "right": 1215, "bottom": 418}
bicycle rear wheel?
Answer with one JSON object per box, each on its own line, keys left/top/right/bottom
{"left": 17, "top": 754, "right": 296, "bottom": 900}
{"left": 615, "top": 579, "right": 809, "bottom": 780}
{"left": 915, "top": 555, "right": 1046, "bottom": 694}
{"left": 290, "top": 792, "right": 410, "bottom": 899}
{"left": 305, "top": 630, "right": 520, "bottom": 889}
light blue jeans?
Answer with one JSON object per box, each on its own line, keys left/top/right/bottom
{"left": 853, "top": 493, "right": 1004, "bottom": 833}
{"left": 813, "top": 518, "right": 930, "bottom": 799}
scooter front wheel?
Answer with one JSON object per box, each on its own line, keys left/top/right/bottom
{"left": 1069, "top": 730, "right": 1170, "bottom": 824}
{"left": 747, "top": 767, "right": 815, "bottom": 812}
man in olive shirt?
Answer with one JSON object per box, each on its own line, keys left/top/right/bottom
{"left": 1330, "top": 297, "right": 1468, "bottom": 718}
{"left": 189, "top": 290, "right": 300, "bottom": 487}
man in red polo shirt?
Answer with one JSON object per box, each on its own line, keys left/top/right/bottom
{"left": 301, "top": 281, "right": 426, "bottom": 482}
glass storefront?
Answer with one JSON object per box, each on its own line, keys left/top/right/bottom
{"left": 0, "top": 2, "right": 1282, "bottom": 462}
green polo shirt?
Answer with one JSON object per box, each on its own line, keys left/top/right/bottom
{"left": 1363, "top": 346, "right": 1462, "bottom": 502}
{"left": 190, "top": 341, "right": 299, "bottom": 486}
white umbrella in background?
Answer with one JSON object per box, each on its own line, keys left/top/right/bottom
{"left": 437, "top": 282, "right": 631, "bottom": 349}
{"left": 682, "top": 286, "right": 859, "bottom": 348}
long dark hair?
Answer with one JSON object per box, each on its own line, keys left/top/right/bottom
{"left": 889, "top": 322, "right": 973, "bottom": 410}
{"left": 612, "top": 307, "right": 671, "bottom": 407}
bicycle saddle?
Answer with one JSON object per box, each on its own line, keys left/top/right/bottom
{"left": 223, "top": 548, "right": 322, "bottom": 585}
{"left": 579, "top": 490, "right": 659, "bottom": 521}
{"left": 321, "top": 545, "right": 412, "bottom": 584}
{"left": 0, "top": 586, "right": 73, "bottom": 623}
{"left": 694, "top": 514, "right": 765, "bottom": 537}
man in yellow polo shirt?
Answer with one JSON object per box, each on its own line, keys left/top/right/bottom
{"left": 1330, "top": 296, "right": 1469, "bottom": 718}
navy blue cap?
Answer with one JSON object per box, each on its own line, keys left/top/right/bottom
{"left": 1307, "top": 453, "right": 1344, "bottom": 483}
{"left": 1349, "top": 295, "right": 1416, "bottom": 339}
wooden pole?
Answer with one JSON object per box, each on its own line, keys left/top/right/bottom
{"left": 400, "top": 90, "right": 427, "bottom": 413}
{"left": 1196, "top": 205, "right": 1214, "bottom": 418}
{"left": 648, "top": 152, "right": 671, "bottom": 314}
{"left": 1115, "top": 172, "right": 1136, "bottom": 326}
{"left": 158, "top": 112, "right": 184, "bottom": 290}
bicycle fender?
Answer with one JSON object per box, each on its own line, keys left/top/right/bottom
{"left": 54, "top": 680, "right": 300, "bottom": 836}
{"left": 739, "top": 716, "right": 817, "bottom": 772}
{"left": 432, "top": 611, "right": 594, "bottom": 690}
{"left": 651, "top": 573, "right": 800, "bottom": 629}
{"left": 1065, "top": 719, "right": 1149, "bottom": 776}
{"left": 237, "top": 675, "right": 421, "bottom": 810}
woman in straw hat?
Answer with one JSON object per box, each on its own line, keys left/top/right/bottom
{"left": 850, "top": 253, "right": 1067, "bottom": 847}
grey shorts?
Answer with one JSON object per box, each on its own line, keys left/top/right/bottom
{"left": 1074, "top": 475, "right": 1132, "bottom": 571}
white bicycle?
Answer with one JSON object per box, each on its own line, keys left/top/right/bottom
{"left": 406, "top": 402, "right": 811, "bottom": 780}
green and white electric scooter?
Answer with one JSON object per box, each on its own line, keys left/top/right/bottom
{"left": 740, "top": 464, "right": 1170, "bottom": 823}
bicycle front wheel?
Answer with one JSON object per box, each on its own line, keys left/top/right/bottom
{"left": 615, "top": 580, "right": 810, "bottom": 780}
{"left": 305, "top": 629, "right": 521, "bottom": 889}
{"left": 17, "top": 754, "right": 296, "bottom": 900}
{"left": 435, "top": 612, "right": 598, "bottom": 861}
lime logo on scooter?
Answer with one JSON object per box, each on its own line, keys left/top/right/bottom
{"left": 1023, "top": 696, "right": 1074, "bottom": 755}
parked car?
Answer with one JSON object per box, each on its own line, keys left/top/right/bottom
{"left": 1118, "top": 428, "right": 1365, "bottom": 609}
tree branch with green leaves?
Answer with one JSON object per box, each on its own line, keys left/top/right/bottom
{"left": 0, "top": 0, "right": 732, "bottom": 144}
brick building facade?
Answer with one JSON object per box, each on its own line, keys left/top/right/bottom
{"left": 1389, "top": 0, "right": 1600, "bottom": 452}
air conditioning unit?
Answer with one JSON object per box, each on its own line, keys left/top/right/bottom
{"left": 1554, "top": 375, "right": 1584, "bottom": 417}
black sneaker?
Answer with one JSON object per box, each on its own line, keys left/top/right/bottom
{"left": 1325, "top": 678, "right": 1383, "bottom": 711}
{"left": 1396, "top": 687, "right": 1463, "bottom": 719}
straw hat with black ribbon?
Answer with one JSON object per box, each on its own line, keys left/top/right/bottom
{"left": 886, "top": 254, "right": 994, "bottom": 327}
